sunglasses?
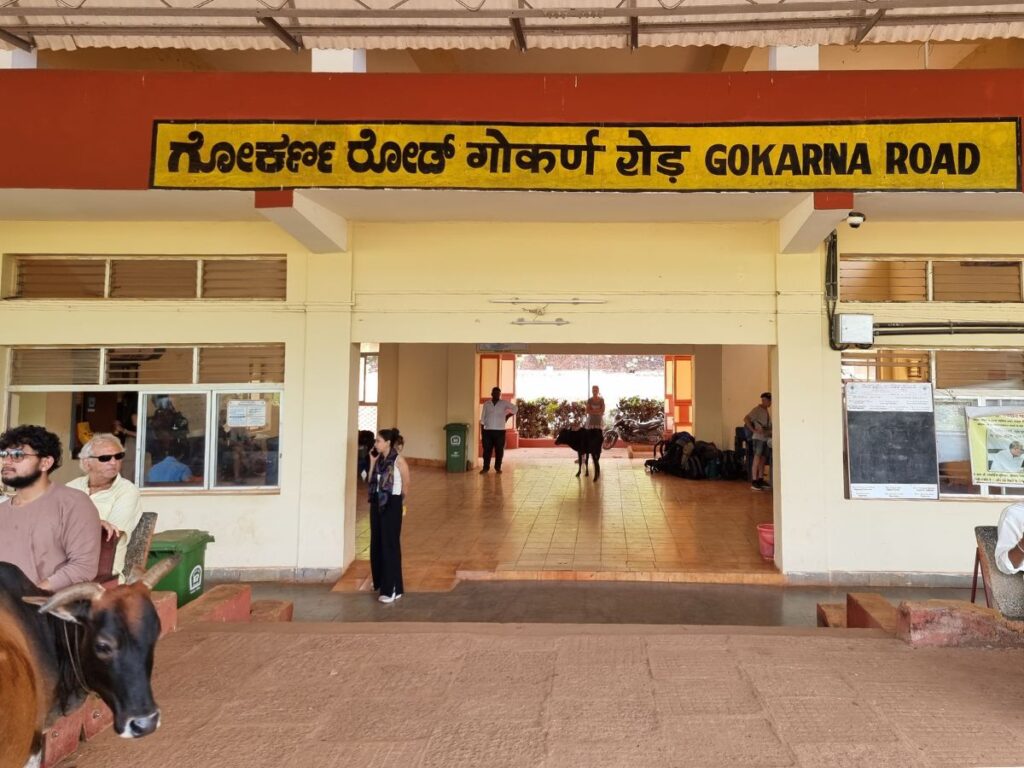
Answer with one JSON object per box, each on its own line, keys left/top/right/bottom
{"left": 0, "top": 449, "right": 40, "bottom": 461}
{"left": 91, "top": 452, "right": 126, "bottom": 463}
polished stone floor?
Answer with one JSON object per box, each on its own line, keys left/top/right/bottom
{"left": 340, "top": 451, "right": 776, "bottom": 592}
{"left": 254, "top": 581, "right": 974, "bottom": 626}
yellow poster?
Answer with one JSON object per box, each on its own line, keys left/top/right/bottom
{"left": 150, "top": 119, "right": 1020, "bottom": 192}
{"left": 966, "top": 406, "right": 1024, "bottom": 487}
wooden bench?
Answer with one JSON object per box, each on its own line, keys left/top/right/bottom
{"left": 94, "top": 511, "right": 158, "bottom": 585}
{"left": 971, "top": 525, "right": 1024, "bottom": 622}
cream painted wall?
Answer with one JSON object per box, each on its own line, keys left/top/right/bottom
{"left": 694, "top": 345, "right": 723, "bottom": 443}
{"left": 393, "top": 344, "right": 449, "bottom": 461}
{"left": 351, "top": 222, "right": 778, "bottom": 346}
{"left": 387, "top": 343, "right": 477, "bottom": 462}
{"left": 721, "top": 346, "right": 772, "bottom": 448}
{"left": 376, "top": 343, "right": 399, "bottom": 429}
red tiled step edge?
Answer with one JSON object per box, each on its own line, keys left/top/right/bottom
{"left": 178, "top": 584, "right": 252, "bottom": 626}
{"left": 897, "top": 599, "right": 1024, "bottom": 648}
{"left": 846, "top": 592, "right": 898, "bottom": 634}
{"left": 816, "top": 602, "right": 847, "bottom": 628}
{"left": 250, "top": 599, "right": 294, "bottom": 623}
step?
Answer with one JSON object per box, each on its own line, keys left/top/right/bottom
{"left": 250, "top": 599, "right": 294, "bottom": 623}
{"left": 846, "top": 592, "right": 898, "bottom": 634}
{"left": 178, "top": 584, "right": 253, "bottom": 626}
{"left": 897, "top": 599, "right": 1024, "bottom": 648}
{"left": 816, "top": 602, "right": 846, "bottom": 628}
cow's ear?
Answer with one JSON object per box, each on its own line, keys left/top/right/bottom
{"left": 23, "top": 596, "right": 89, "bottom": 624}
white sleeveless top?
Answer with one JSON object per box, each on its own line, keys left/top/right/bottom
{"left": 391, "top": 462, "right": 403, "bottom": 495}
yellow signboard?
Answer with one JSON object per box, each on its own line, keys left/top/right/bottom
{"left": 150, "top": 119, "right": 1020, "bottom": 192}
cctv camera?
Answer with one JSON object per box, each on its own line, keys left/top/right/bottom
{"left": 847, "top": 211, "right": 866, "bottom": 229}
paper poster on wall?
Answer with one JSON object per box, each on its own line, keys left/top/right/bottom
{"left": 844, "top": 382, "right": 939, "bottom": 500}
{"left": 965, "top": 406, "right": 1024, "bottom": 487}
{"left": 226, "top": 400, "right": 267, "bottom": 429}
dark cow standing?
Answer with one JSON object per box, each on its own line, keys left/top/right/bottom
{"left": 555, "top": 427, "right": 604, "bottom": 481}
{"left": 0, "top": 556, "right": 179, "bottom": 768}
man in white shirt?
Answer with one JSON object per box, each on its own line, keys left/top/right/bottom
{"left": 994, "top": 502, "right": 1024, "bottom": 575}
{"left": 990, "top": 441, "right": 1024, "bottom": 473}
{"left": 480, "top": 387, "right": 517, "bottom": 474}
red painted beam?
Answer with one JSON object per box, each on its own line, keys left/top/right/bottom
{"left": 2, "top": 70, "right": 1024, "bottom": 191}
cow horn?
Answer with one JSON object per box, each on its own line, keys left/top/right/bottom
{"left": 30, "top": 582, "right": 105, "bottom": 616}
{"left": 135, "top": 554, "right": 182, "bottom": 590}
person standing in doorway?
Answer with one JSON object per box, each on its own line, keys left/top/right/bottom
{"left": 368, "top": 428, "right": 409, "bottom": 604}
{"left": 744, "top": 392, "right": 772, "bottom": 490}
{"left": 586, "top": 385, "right": 606, "bottom": 430}
{"left": 480, "top": 387, "right": 517, "bottom": 474}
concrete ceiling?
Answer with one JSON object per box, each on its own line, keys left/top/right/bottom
{"left": 2, "top": 188, "right": 1024, "bottom": 223}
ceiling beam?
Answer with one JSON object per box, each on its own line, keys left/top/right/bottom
{"left": 853, "top": 9, "right": 885, "bottom": 45}
{"left": 0, "top": 26, "right": 33, "bottom": 52}
{"left": 510, "top": 17, "right": 527, "bottom": 51}
{"left": 259, "top": 16, "right": 302, "bottom": 52}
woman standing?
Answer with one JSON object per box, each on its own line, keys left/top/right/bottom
{"left": 368, "top": 428, "right": 409, "bottom": 604}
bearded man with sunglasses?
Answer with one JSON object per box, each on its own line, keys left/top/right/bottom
{"left": 0, "top": 424, "right": 100, "bottom": 590}
{"left": 67, "top": 433, "right": 143, "bottom": 582}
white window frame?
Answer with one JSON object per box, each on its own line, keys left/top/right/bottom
{"left": 6, "top": 383, "right": 283, "bottom": 495}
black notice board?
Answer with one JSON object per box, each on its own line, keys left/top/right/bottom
{"left": 845, "top": 382, "right": 939, "bottom": 500}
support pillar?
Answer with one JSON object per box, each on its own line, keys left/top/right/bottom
{"left": 296, "top": 252, "right": 359, "bottom": 573}
{"left": 0, "top": 49, "right": 37, "bottom": 68}
{"left": 773, "top": 248, "right": 829, "bottom": 575}
{"left": 311, "top": 49, "right": 366, "bottom": 72}
{"left": 768, "top": 45, "right": 819, "bottom": 71}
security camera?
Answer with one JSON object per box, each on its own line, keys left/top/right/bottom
{"left": 847, "top": 211, "right": 866, "bottom": 229}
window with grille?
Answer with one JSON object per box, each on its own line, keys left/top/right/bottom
{"left": 10, "top": 344, "right": 285, "bottom": 387}
{"left": 6, "top": 256, "right": 286, "bottom": 300}
{"left": 842, "top": 348, "right": 1024, "bottom": 499}
{"left": 7, "top": 344, "right": 285, "bottom": 491}
{"left": 839, "top": 256, "right": 1024, "bottom": 303}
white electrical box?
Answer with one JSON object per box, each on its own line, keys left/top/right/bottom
{"left": 835, "top": 313, "right": 874, "bottom": 345}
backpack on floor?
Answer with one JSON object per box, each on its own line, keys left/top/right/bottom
{"left": 719, "top": 449, "right": 745, "bottom": 481}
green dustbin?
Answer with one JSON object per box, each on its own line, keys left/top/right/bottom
{"left": 444, "top": 423, "right": 470, "bottom": 473}
{"left": 146, "top": 529, "right": 215, "bottom": 607}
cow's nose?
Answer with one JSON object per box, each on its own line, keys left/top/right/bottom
{"left": 127, "top": 711, "right": 160, "bottom": 737}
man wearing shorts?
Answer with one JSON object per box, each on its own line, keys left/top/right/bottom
{"left": 744, "top": 392, "right": 772, "bottom": 490}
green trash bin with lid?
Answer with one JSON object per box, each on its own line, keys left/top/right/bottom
{"left": 145, "top": 529, "right": 215, "bottom": 607}
{"left": 444, "top": 423, "right": 470, "bottom": 473}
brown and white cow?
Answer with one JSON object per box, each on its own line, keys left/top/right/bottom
{"left": 0, "top": 556, "right": 179, "bottom": 768}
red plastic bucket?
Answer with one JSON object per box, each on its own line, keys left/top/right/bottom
{"left": 756, "top": 523, "right": 775, "bottom": 561}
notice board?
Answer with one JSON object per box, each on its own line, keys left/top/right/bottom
{"left": 844, "top": 382, "right": 939, "bottom": 500}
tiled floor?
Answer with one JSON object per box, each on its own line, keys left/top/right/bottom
{"left": 338, "top": 449, "right": 775, "bottom": 593}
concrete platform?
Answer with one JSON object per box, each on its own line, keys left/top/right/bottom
{"left": 73, "top": 622, "right": 1024, "bottom": 768}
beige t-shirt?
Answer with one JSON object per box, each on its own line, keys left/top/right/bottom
{"left": 66, "top": 474, "right": 143, "bottom": 581}
{"left": 0, "top": 483, "right": 101, "bottom": 590}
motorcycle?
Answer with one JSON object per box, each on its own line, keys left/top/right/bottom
{"left": 602, "top": 413, "right": 665, "bottom": 450}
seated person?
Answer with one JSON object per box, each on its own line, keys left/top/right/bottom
{"left": 67, "top": 433, "right": 144, "bottom": 582}
{"left": 994, "top": 500, "right": 1024, "bottom": 575}
{"left": 147, "top": 444, "right": 193, "bottom": 484}
{"left": 0, "top": 425, "right": 100, "bottom": 589}
{"left": 990, "top": 441, "right": 1024, "bottom": 473}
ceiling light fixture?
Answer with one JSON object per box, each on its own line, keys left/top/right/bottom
{"left": 490, "top": 297, "right": 606, "bottom": 305}
{"left": 511, "top": 317, "right": 569, "bottom": 326}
